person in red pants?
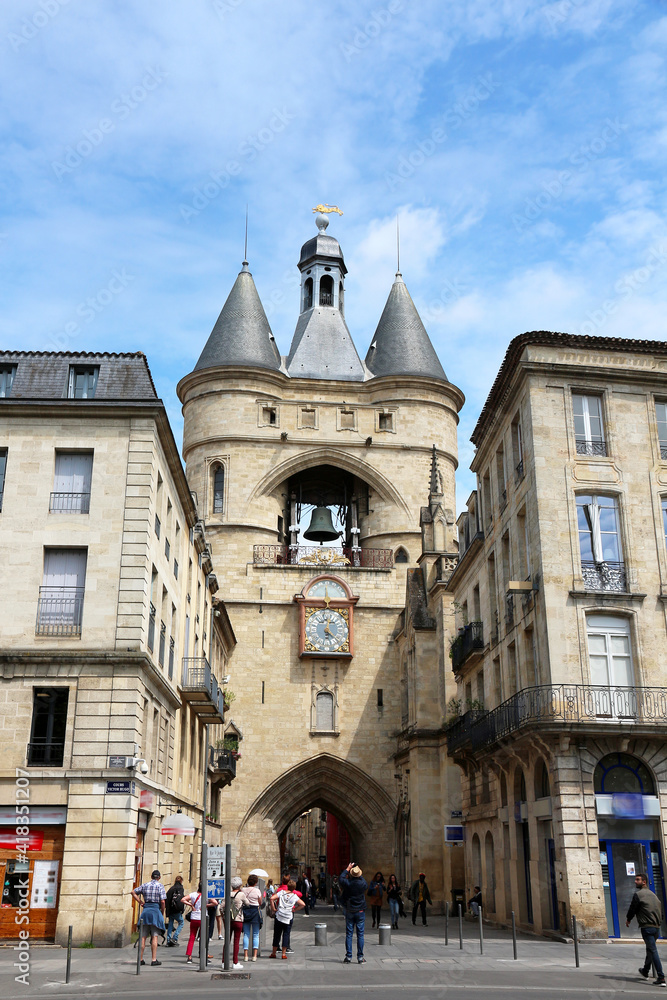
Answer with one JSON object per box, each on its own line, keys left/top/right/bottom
{"left": 222, "top": 877, "right": 248, "bottom": 969}
{"left": 182, "top": 884, "right": 203, "bottom": 964}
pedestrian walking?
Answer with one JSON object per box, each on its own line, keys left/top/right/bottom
{"left": 221, "top": 876, "right": 247, "bottom": 970}
{"left": 278, "top": 871, "right": 301, "bottom": 954}
{"left": 131, "top": 869, "right": 166, "bottom": 967}
{"left": 182, "top": 883, "right": 204, "bottom": 964}
{"left": 626, "top": 872, "right": 666, "bottom": 987}
{"left": 332, "top": 875, "right": 341, "bottom": 911}
{"left": 242, "top": 873, "right": 264, "bottom": 963}
{"left": 269, "top": 878, "right": 306, "bottom": 959}
{"left": 340, "top": 861, "right": 367, "bottom": 964}
{"left": 386, "top": 874, "right": 402, "bottom": 929}
{"left": 409, "top": 872, "right": 432, "bottom": 926}
{"left": 468, "top": 886, "right": 482, "bottom": 918}
{"left": 206, "top": 894, "right": 219, "bottom": 944}
{"left": 165, "top": 874, "right": 185, "bottom": 946}
{"left": 368, "top": 871, "right": 385, "bottom": 928}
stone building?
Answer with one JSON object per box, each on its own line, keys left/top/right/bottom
{"left": 0, "top": 351, "right": 235, "bottom": 945}
{"left": 446, "top": 332, "right": 667, "bottom": 938}
{"left": 176, "top": 214, "right": 464, "bottom": 898}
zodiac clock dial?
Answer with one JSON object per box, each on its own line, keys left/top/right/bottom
{"left": 304, "top": 607, "right": 350, "bottom": 654}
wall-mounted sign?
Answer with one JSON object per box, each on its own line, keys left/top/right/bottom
{"left": 30, "top": 860, "right": 59, "bottom": 909}
{"left": 451, "top": 810, "right": 463, "bottom": 819}
{"left": 106, "top": 780, "right": 134, "bottom": 795}
{"left": 445, "top": 825, "right": 464, "bottom": 844}
{"left": 139, "top": 790, "right": 155, "bottom": 812}
{"left": 0, "top": 807, "right": 66, "bottom": 826}
{"left": 0, "top": 831, "right": 44, "bottom": 851}
{"left": 108, "top": 756, "right": 127, "bottom": 768}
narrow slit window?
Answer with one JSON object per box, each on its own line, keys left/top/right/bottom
{"left": 213, "top": 466, "right": 224, "bottom": 514}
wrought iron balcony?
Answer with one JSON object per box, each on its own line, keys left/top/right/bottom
{"left": 26, "top": 739, "right": 65, "bottom": 767}
{"left": 158, "top": 621, "right": 166, "bottom": 667}
{"left": 515, "top": 460, "right": 524, "bottom": 484}
{"left": 450, "top": 621, "right": 484, "bottom": 673}
{"left": 49, "top": 492, "right": 90, "bottom": 513}
{"left": 446, "top": 683, "right": 667, "bottom": 755}
{"left": 147, "top": 602, "right": 156, "bottom": 652}
{"left": 581, "top": 560, "right": 627, "bottom": 592}
{"left": 181, "top": 657, "right": 225, "bottom": 722}
{"left": 576, "top": 439, "right": 607, "bottom": 457}
{"left": 209, "top": 747, "right": 237, "bottom": 786}
{"left": 661, "top": 444, "right": 667, "bottom": 461}
{"left": 499, "top": 489, "right": 507, "bottom": 511}
{"left": 35, "top": 587, "right": 84, "bottom": 636}
{"left": 253, "top": 544, "right": 393, "bottom": 569}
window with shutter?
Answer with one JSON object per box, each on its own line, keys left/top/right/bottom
{"left": 51, "top": 451, "right": 93, "bottom": 513}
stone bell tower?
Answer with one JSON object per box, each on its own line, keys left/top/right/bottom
{"left": 177, "top": 212, "right": 463, "bottom": 896}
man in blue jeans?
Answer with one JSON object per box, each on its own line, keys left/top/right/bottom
{"left": 339, "top": 862, "right": 367, "bottom": 964}
{"left": 626, "top": 872, "right": 665, "bottom": 987}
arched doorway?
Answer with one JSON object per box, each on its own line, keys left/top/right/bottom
{"left": 238, "top": 753, "right": 396, "bottom": 880}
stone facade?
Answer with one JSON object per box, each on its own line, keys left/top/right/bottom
{"left": 0, "top": 352, "right": 234, "bottom": 945}
{"left": 446, "top": 333, "right": 667, "bottom": 938}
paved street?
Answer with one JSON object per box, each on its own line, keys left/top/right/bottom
{"left": 2, "top": 909, "right": 667, "bottom": 999}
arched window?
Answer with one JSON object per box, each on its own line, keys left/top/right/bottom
{"left": 395, "top": 547, "right": 409, "bottom": 564}
{"left": 339, "top": 281, "right": 344, "bottom": 315}
{"left": 594, "top": 752, "right": 655, "bottom": 794}
{"left": 212, "top": 465, "right": 224, "bottom": 514}
{"left": 316, "top": 690, "right": 334, "bottom": 731}
{"left": 534, "top": 759, "right": 551, "bottom": 799}
{"left": 304, "top": 277, "right": 313, "bottom": 310}
{"left": 471, "top": 833, "right": 482, "bottom": 886}
{"left": 319, "top": 274, "right": 334, "bottom": 306}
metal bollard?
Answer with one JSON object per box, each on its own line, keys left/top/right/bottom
{"left": 511, "top": 911, "right": 517, "bottom": 960}
{"left": 314, "top": 923, "right": 328, "bottom": 946}
{"left": 478, "top": 906, "right": 483, "bottom": 955}
{"left": 66, "top": 926, "right": 72, "bottom": 983}
{"left": 458, "top": 903, "right": 463, "bottom": 950}
{"left": 378, "top": 923, "right": 392, "bottom": 946}
{"left": 445, "top": 900, "right": 449, "bottom": 946}
{"left": 136, "top": 926, "right": 142, "bottom": 976}
{"left": 572, "top": 914, "right": 580, "bottom": 968}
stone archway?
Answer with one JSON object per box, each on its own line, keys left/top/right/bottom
{"left": 237, "top": 753, "right": 396, "bottom": 878}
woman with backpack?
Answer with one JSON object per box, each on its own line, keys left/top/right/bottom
{"left": 221, "top": 876, "right": 247, "bottom": 970}
{"left": 269, "top": 878, "right": 306, "bottom": 959}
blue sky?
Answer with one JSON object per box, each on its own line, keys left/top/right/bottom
{"left": 1, "top": 0, "right": 666, "bottom": 508}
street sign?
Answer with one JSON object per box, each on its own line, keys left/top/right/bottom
{"left": 450, "top": 810, "right": 462, "bottom": 819}
{"left": 106, "top": 780, "right": 134, "bottom": 794}
{"left": 108, "top": 756, "right": 126, "bottom": 768}
{"left": 207, "top": 847, "right": 225, "bottom": 879}
{"left": 208, "top": 878, "right": 225, "bottom": 900}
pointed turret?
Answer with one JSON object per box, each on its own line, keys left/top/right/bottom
{"left": 194, "top": 262, "right": 281, "bottom": 373}
{"left": 286, "top": 214, "right": 365, "bottom": 381}
{"left": 365, "top": 273, "right": 447, "bottom": 381}
{"left": 429, "top": 444, "right": 443, "bottom": 501}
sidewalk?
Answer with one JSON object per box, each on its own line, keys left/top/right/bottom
{"left": 1, "top": 908, "right": 665, "bottom": 998}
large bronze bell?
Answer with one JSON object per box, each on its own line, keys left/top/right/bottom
{"left": 303, "top": 506, "right": 340, "bottom": 543}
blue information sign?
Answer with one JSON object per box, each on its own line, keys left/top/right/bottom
{"left": 208, "top": 878, "right": 225, "bottom": 900}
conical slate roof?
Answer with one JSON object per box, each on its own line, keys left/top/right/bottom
{"left": 194, "top": 263, "right": 281, "bottom": 373}
{"left": 287, "top": 308, "right": 365, "bottom": 381}
{"left": 365, "top": 273, "right": 447, "bottom": 381}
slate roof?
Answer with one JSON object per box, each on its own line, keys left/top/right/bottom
{"left": 286, "top": 307, "right": 366, "bottom": 381}
{"left": 299, "top": 233, "right": 347, "bottom": 272}
{"left": 0, "top": 351, "right": 157, "bottom": 400}
{"left": 194, "top": 264, "right": 281, "bottom": 373}
{"left": 365, "top": 273, "right": 447, "bottom": 381}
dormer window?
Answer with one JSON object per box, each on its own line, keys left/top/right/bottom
{"left": 0, "top": 365, "right": 16, "bottom": 398}
{"left": 319, "top": 274, "right": 334, "bottom": 306}
{"left": 68, "top": 366, "right": 98, "bottom": 399}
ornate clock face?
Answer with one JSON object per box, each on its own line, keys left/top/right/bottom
{"left": 304, "top": 607, "right": 350, "bottom": 654}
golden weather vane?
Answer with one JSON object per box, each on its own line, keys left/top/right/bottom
{"left": 312, "top": 204, "right": 344, "bottom": 216}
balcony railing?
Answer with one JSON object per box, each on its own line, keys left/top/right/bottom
{"left": 168, "top": 637, "right": 175, "bottom": 680}
{"left": 147, "top": 602, "right": 156, "bottom": 652}
{"left": 181, "top": 657, "right": 225, "bottom": 721}
{"left": 576, "top": 439, "right": 607, "bottom": 457}
{"left": 661, "top": 444, "right": 667, "bottom": 461}
{"left": 35, "top": 587, "right": 84, "bottom": 636}
{"left": 581, "top": 560, "right": 627, "bottom": 593}
{"left": 446, "top": 683, "right": 667, "bottom": 755}
{"left": 319, "top": 292, "right": 334, "bottom": 306}
{"left": 499, "top": 489, "right": 507, "bottom": 511}
{"left": 450, "top": 621, "right": 484, "bottom": 673}
{"left": 49, "top": 492, "right": 90, "bottom": 513}
{"left": 27, "top": 740, "right": 65, "bottom": 766}
{"left": 515, "top": 460, "right": 524, "bottom": 484}
{"left": 209, "top": 747, "right": 237, "bottom": 785}
{"left": 158, "top": 621, "right": 166, "bottom": 667}
{"left": 253, "top": 544, "right": 393, "bottom": 569}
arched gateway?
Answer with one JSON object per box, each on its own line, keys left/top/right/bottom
{"left": 177, "top": 215, "right": 463, "bottom": 895}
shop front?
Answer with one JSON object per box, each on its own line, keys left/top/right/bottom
{"left": 0, "top": 806, "right": 66, "bottom": 941}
